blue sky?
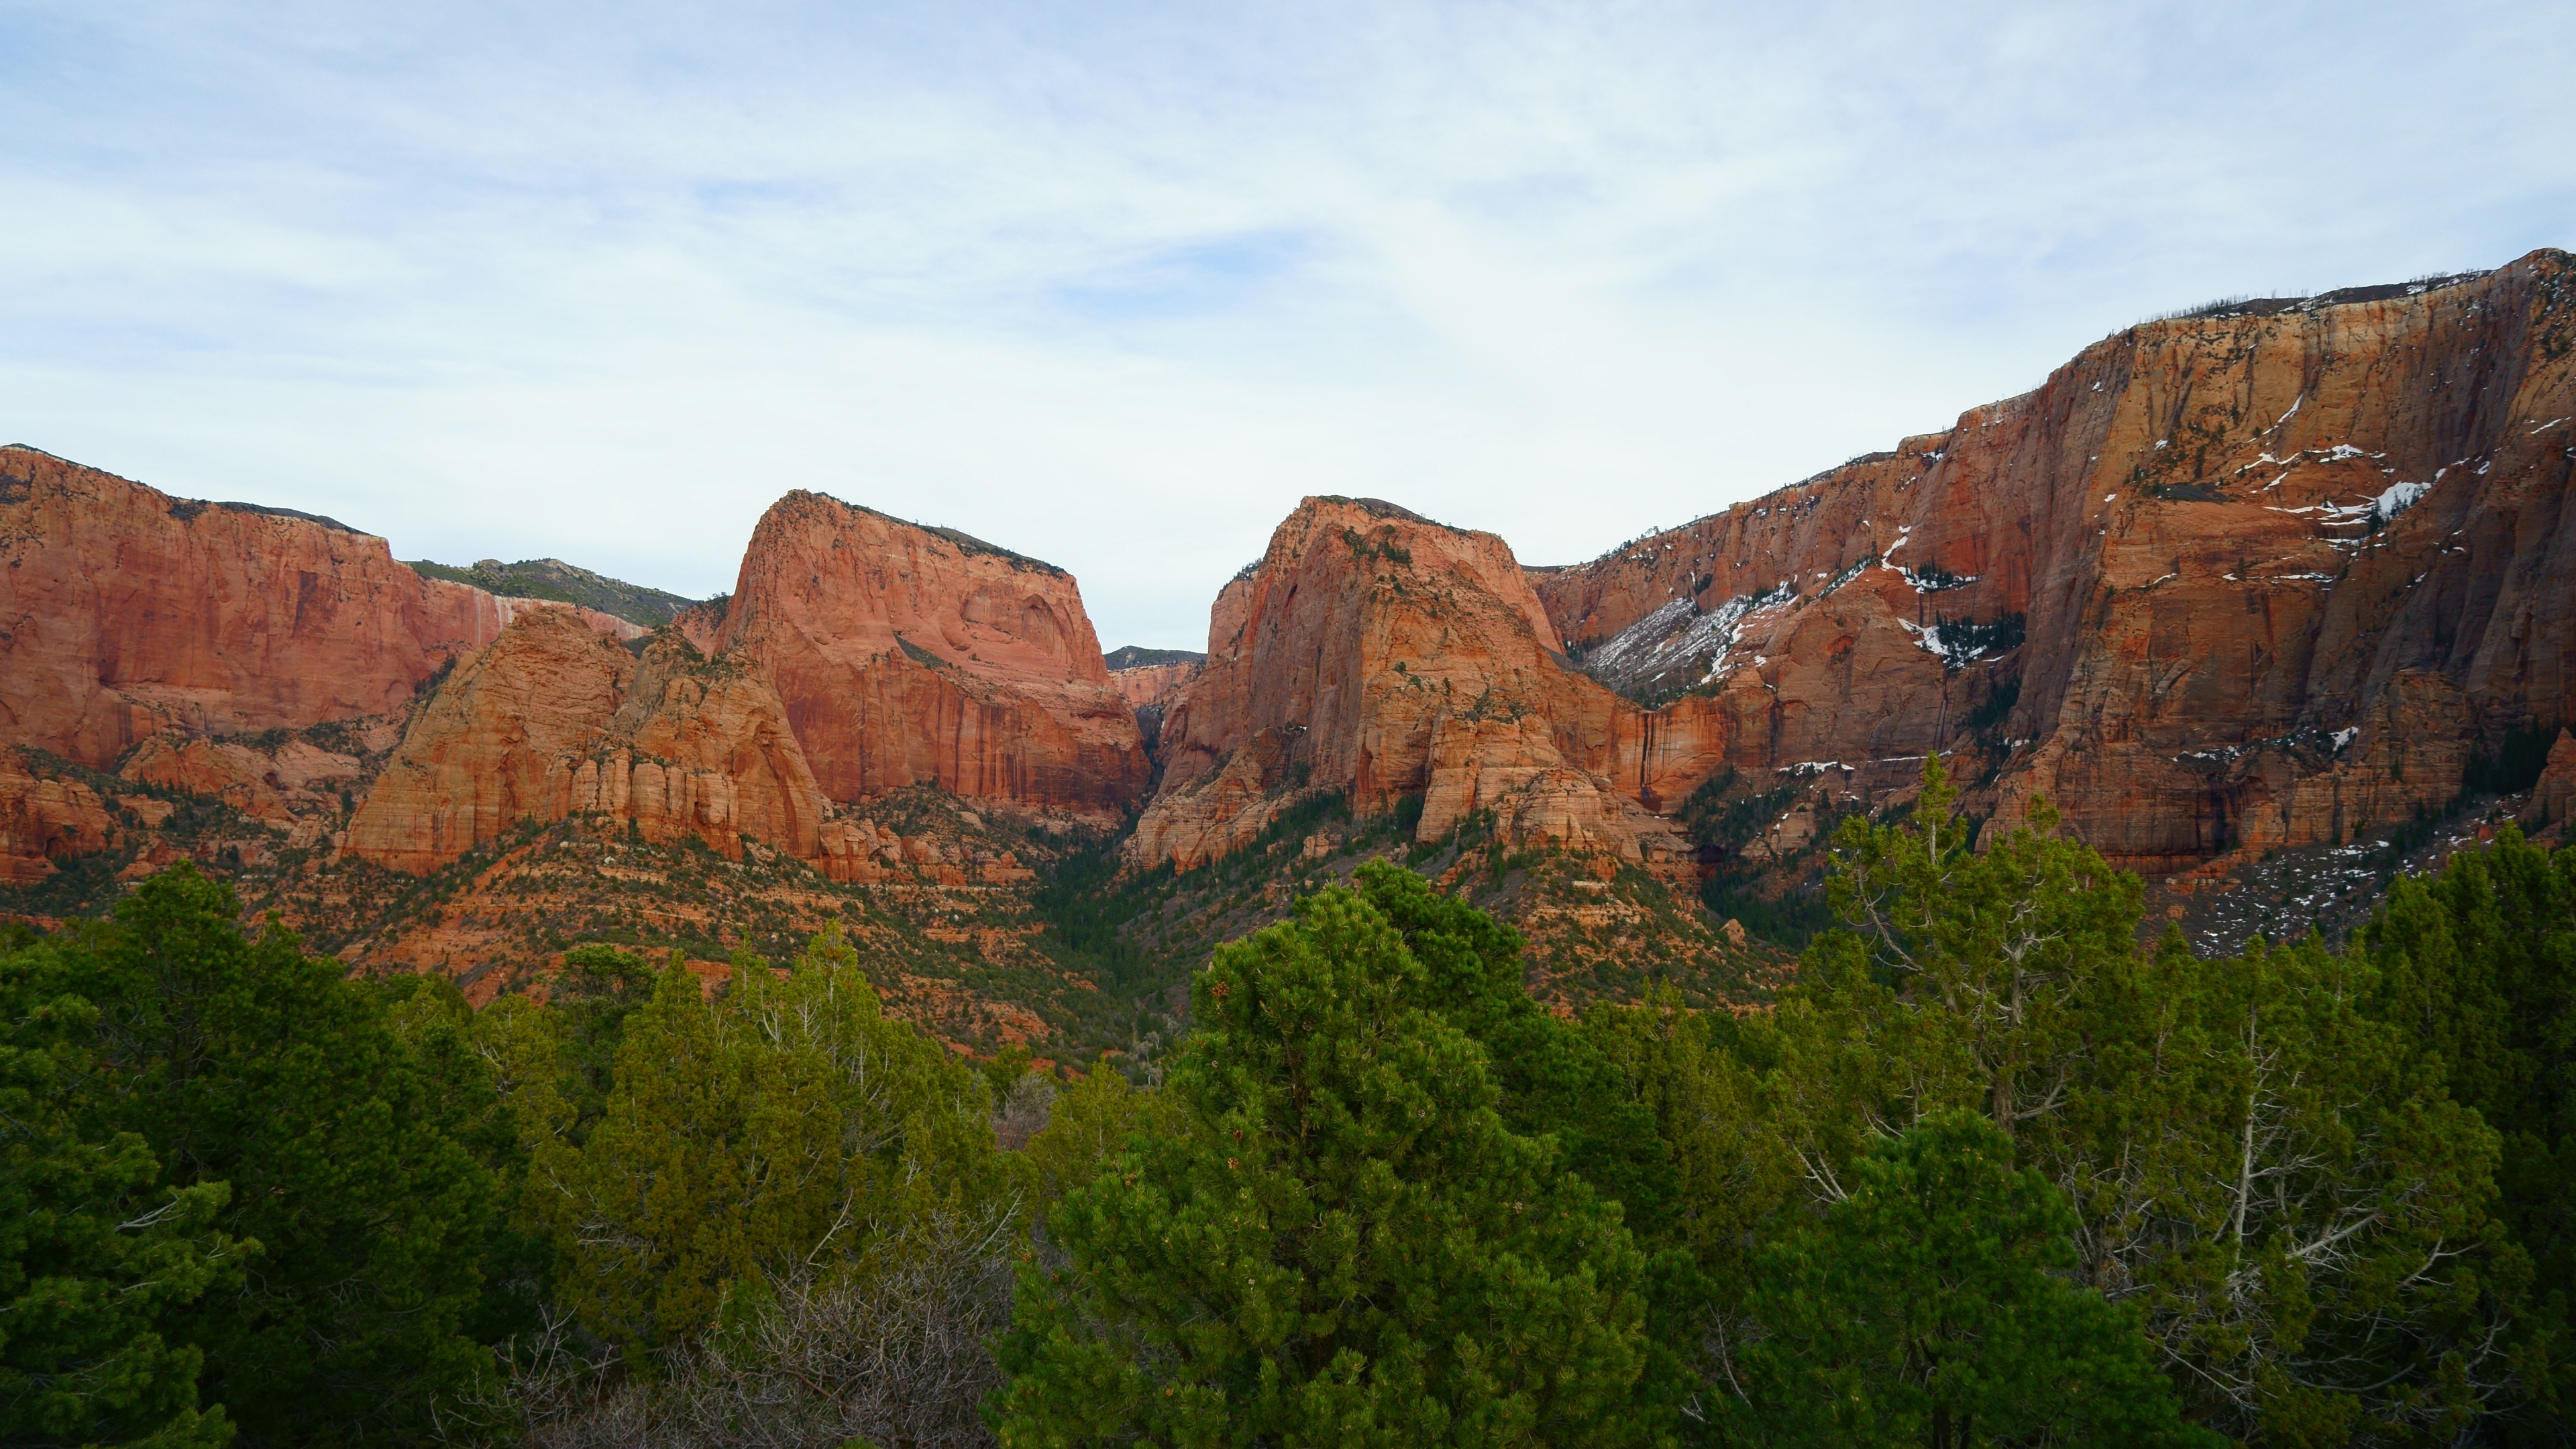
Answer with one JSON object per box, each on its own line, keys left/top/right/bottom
{"left": 5, "top": 0, "right": 2571, "bottom": 649}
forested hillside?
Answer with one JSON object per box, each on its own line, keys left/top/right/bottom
{"left": 9, "top": 757, "right": 2569, "bottom": 1446}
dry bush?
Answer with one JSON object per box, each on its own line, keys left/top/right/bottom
{"left": 453, "top": 1208, "right": 1014, "bottom": 1449}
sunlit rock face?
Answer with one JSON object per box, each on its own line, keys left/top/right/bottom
{"left": 1130, "top": 496, "right": 1703, "bottom": 877}
{"left": 1533, "top": 252, "right": 2576, "bottom": 873}
{"left": 0, "top": 445, "right": 635, "bottom": 769}
{"left": 716, "top": 490, "right": 1150, "bottom": 818}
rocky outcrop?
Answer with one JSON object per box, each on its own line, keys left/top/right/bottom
{"left": 0, "top": 446, "right": 639, "bottom": 768}
{"left": 342, "top": 605, "right": 1026, "bottom": 885}
{"left": 1534, "top": 252, "right": 2576, "bottom": 873}
{"left": 716, "top": 492, "right": 1148, "bottom": 816}
{"left": 1130, "top": 498, "right": 1699, "bottom": 873}
{"left": 1104, "top": 653, "right": 1202, "bottom": 716}
{"left": 347, "top": 608, "right": 843, "bottom": 873}
{"left": 345, "top": 608, "right": 638, "bottom": 872}
{"left": 2530, "top": 730, "right": 2576, "bottom": 828}
{"left": 122, "top": 735, "right": 364, "bottom": 826}
{"left": 0, "top": 749, "right": 114, "bottom": 884}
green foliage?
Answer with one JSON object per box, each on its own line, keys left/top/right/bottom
{"left": 1, "top": 931, "right": 242, "bottom": 1448}
{"left": 995, "top": 882, "right": 1658, "bottom": 1447}
{"left": 1724, "top": 1113, "right": 2216, "bottom": 1448}
{"left": 1675, "top": 769, "right": 1799, "bottom": 855}
{"left": 523, "top": 924, "right": 1009, "bottom": 1350}
{"left": 20, "top": 864, "right": 499, "bottom": 1444}
{"left": 1590, "top": 757, "right": 2534, "bottom": 1444}
{"left": 1349, "top": 863, "right": 1678, "bottom": 1238}
{"left": 2360, "top": 827, "right": 2576, "bottom": 1432}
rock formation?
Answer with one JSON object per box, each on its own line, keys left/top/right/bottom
{"left": 0, "top": 446, "right": 639, "bottom": 768}
{"left": 1130, "top": 498, "right": 1703, "bottom": 873}
{"left": 1534, "top": 250, "right": 2576, "bottom": 873}
{"left": 715, "top": 491, "right": 1149, "bottom": 816}
{"left": 345, "top": 598, "right": 1056, "bottom": 885}
{"left": 0, "top": 748, "right": 113, "bottom": 884}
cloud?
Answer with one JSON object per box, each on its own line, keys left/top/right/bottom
{"left": 2, "top": 0, "right": 2571, "bottom": 647}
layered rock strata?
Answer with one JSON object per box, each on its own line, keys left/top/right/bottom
{"left": 1534, "top": 250, "right": 2576, "bottom": 872}
{"left": 344, "top": 607, "right": 1031, "bottom": 884}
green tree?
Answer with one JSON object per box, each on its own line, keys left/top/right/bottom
{"left": 994, "top": 883, "right": 1657, "bottom": 1448}
{"left": 1635, "top": 758, "right": 2520, "bottom": 1442}
{"left": 23, "top": 864, "right": 498, "bottom": 1444}
{"left": 1350, "top": 863, "right": 1679, "bottom": 1238}
{"left": 2359, "top": 826, "right": 2576, "bottom": 1431}
{"left": 1, "top": 930, "right": 242, "bottom": 1448}
{"left": 528, "top": 924, "right": 1005, "bottom": 1350}
{"left": 1726, "top": 1113, "right": 2214, "bottom": 1448}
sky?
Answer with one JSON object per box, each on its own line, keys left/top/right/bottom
{"left": 5, "top": 1, "right": 2572, "bottom": 650}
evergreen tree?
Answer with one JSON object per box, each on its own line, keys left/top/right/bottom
{"left": 1596, "top": 758, "right": 2524, "bottom": 1442}
{"left": 994, "top": 883, "right": 1658, "bottom": 1448}
{"left": 527, "top": 924, "right": 1006, "bottom": 1350}
{"left": 1724, "top": 1113, "right": 2215, "bottom": 1448}
{"left": 22, "top": 864, "right": 498, "bottom": 1444}
{"left": 2359, "top": 826, "right": 2576, "bottom": 1432}
{"left": 2, "top": 926, "right": 241, "bottom": 1448}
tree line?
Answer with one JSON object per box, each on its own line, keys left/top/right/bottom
{"left": 5, "top": 755, "right": 2570, "bottom": 1446}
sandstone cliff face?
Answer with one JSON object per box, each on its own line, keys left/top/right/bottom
{"left": 0, "top": 446, "right": 639, "bottom": 768}
{"left": 1130, "top": 497, "right": 1699, "bottom": 873}
{"left": 341, "top": 604, "right": 1026, "bottom": 885}
{"left": 1107, "top": 661, "right": 1200, "bottom": 716}
{"left": 1534, "top": 251, "right": 2576, "bottom": 873}
{"left": 347, "top": 607, "right": 843, "bottom": 873}
{"left": 716, "top": 492, "right": 1148, "bottom": 816}
{"left": 0, "top": 748, "right": 113, "bottom": 885}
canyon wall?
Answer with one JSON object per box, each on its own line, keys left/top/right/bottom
{"left": 1129, "top": 497, "right": 1708, "bottom": 872}
{"left": 1534, "top": 250, "right": 2576, "bottom": 872}
{"left": 716, "top": 491, "right": 1149, "bottom": 816}
{"left": 0, "top": 445, "right": 637, "bottom": 767}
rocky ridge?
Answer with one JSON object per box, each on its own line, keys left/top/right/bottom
{"left": 1128, "top": 496, "right": 1715, "bottom": 877}
{"left": 0, "top": 446, "right": 639, "bottom": 769}
{"left": 1534, "top": 250, "right": 2576, "bottom": 875}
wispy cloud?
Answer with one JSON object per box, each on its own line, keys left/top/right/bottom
{"left": 3, "top": 0, "right": 2569, "bottom": 646}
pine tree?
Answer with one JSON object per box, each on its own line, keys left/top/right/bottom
{"left": 2, "top": 923, "right": 241, "bottom": 1448}
{"left": 994, "top": 883, "right": 1658, "bottom": 1448}
{"left": 21, "top": 864, "right": 498, "bottom": 1444}
{"left": 1725, "top": 1113, "right": 2216, "bottom": 1448}
{"left": 529, "top": 924, "right": 1005, "bottom": 1350}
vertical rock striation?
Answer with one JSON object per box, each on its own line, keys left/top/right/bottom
{"left": 0, "top": 445, "right": 638, "bottom": 767}
{"left": 716, "top": 491, "right": 1149, "bottom": 816}
{"left": 1533, "top": 250, "right": 2576, "bottom": 872}
{"left": 1130, "top": 498, "right": 1706, "bottom": 873}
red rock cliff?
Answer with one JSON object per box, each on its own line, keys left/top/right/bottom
{"left": 715, "top": 491, "right": 1148, "bottom": 816}
{"left": 0, "top": 447, "right": 637, "bottom": 767}
{"left": 1534, "top": 250, "right": 2576, "bottom": 872}
{"left": 346, "top": 607, "right": 883, "bottom": 877}
{"left": 1130, "top": 497, "right": 1705, "bottom": 871}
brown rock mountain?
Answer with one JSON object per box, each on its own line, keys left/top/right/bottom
{"left": 1128, "top": 497, "right": 1709, "bottom": 873}
{"left": 716, "top": 491, "right": 1148, "bottom": 816}
{"left": 0, "top": 446, "right": 637, "bottom": 767}
{"left": 1534, "top": 250, "right": 2576, "bottom": 873}
{"left": 345, "top": 608, "right": 908, "bottom": 879}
